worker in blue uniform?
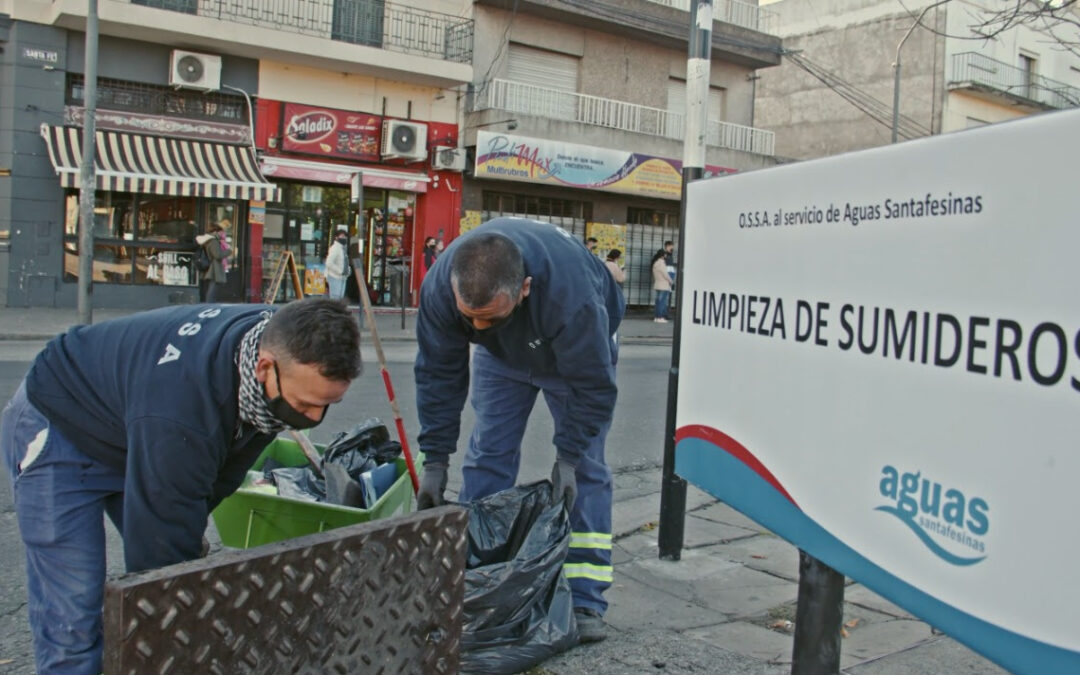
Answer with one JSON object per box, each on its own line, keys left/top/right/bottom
{"left": 414, "top": 218, "right": 625, "bottom": 643}
{"left": 0, "top": 298, "right": 362, "bottom": 675}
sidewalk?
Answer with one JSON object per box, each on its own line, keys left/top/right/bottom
{"left": 538, "top": 467, "right": 1008, "bottom": 675}
{"left": 0, "top": 304, "right": 676, "bottom": 343}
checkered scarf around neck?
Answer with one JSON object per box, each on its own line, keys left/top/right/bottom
{"left": 235, "top": 312, "right": 285, "bottom": 435}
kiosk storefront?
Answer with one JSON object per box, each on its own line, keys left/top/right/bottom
{"left": 40, "top": 123, "right": 279, "bottom": 302}
{"left": 255, "top": 100, "right": 455, "bottom": 305}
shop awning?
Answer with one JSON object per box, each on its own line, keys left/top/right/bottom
{"left": 40, "top": 124, "right": 280, "bottom": 202}
{"left": 260, "top": 156, "right": 430, "bottom": 193}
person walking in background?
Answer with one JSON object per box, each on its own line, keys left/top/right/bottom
{"left": 652, "top": 248, "right": 672, "bottom": 323}
{"left": 413, "top": 218, "right": 625, "bottom": 644}
{"left": 663, "top": 240, "right": 677, "bottom": 288}
{"left": 604, "top": 249, "right": 625, "bottom": 285}
{"left": 423, "top": 236, "right": 439, "bottom": 272}
{"left": 324, "top": 230, "right": 350, "bottom": 300}
{"left": 196, "top": 220, "right": 232, "bottom": 303}
{"left": 585, "top": 237, "right": 598, "bottom": 255}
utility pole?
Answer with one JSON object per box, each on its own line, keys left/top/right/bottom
{"left": 658, "top": 0, "right": 712, "bottom": 561}
{"left": 77, "top": 0, "right": 99, "bottom": 324}
{"left": 892, "top": 0, "right": 949, "bottom": 143}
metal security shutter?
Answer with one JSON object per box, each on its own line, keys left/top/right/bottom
{"left": 507, "top": 44, "right": 580, "bottom": 92}
{"left": 624, "top": 222, "right": 679, "bottom": 308}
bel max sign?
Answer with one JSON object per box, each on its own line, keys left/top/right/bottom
{"left": 675, "top": 109, "right": 1079, "bottom": 673}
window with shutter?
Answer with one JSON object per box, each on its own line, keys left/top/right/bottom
{"left": 506, "top": 44, "right": 580, "bottom": 121}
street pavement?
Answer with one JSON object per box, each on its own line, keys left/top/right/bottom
{"left": 0, "top": 303, "right": 1008, "bottom": 674}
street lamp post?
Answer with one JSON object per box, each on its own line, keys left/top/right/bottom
{"left": 892, "top": 0, "right": 950, "bottom": 143}
{"left": 77, "top": 0, "right": 99, "bottom": 324}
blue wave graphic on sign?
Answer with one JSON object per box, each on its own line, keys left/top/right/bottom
{"left": 674, "top": 425, "right": 1080, "bottom": 674}
{"left": 873, "top": 505, "right": 986, "bottom": 566}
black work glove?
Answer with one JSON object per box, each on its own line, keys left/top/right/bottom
{"left": 550, "top": 459, "right": 578, "bottom": 512}
{"left": 417, "top": 463, "right": 448, "bottom": 510}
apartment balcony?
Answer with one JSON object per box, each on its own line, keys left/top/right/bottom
{"left": 949, "top": 52, "right": 1080, "bottom": 110}
{"left": 473, "top": 78, "right": 775, "bottom": 156}
{"left": 475, "top": 0, "right": 782, "bottom": 69}
{"left": 24, "top": 0, "right": 473, "bottom": 87}
{"left": 643, "top": 0, "right": 777, "bottom": 36}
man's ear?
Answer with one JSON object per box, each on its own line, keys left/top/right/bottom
{"left": 521, "top": 276, "right": 532, "bottom": 299}
{"left": 254, "top": 352, "right": 274, "bottom": 384}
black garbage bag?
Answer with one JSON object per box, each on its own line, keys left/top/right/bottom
{"left": 266, "top": 465, "right": 324, "bottom": 502}
{"left": 264, "top": 420, "right": 403, "bottom": 506}
{"left": 461, "top": 481, "right": 579, "bottom": 675}
{"left": 323, "top": 418, "right": 402, "bottom": 469}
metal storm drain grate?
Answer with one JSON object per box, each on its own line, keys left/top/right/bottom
{"left": 104, "top": 505, "right": 467, "bottom": 675}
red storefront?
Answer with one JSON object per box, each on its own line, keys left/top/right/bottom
{"left": 252, "top": 99, "right": 460, "bottom": 306}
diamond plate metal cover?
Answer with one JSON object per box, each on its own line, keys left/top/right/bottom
{"left": 103, "top": 505, "right": 467, "bottom": 675}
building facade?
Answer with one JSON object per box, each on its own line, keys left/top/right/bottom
{"left": 0, "top": 0, "right": 473, "bottom": 308}
{"left": 755, "top": 0, "right": 1080, "bottom": 160}
{"left": 462, "top": 0, "right": 783, "bottom": 306}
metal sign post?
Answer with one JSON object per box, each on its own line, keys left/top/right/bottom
{"left": 658, "top": 0, "right": 712, "bottom": 562}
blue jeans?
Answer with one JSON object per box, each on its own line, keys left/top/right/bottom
{"left": 460, "top": 346, "right": 615, "bottom": 614}
{"left": 655, "top": 289, "right": 671, "bottom": 319}
{"left": 327, "top": 276, "right": 347, "bottom": 300}
{"left": 1, "top": 381, "right": 124, "bottom": 675}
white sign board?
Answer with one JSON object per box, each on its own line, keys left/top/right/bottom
{"left": 676, "top": 109, "right": 1079, "bottom": 673}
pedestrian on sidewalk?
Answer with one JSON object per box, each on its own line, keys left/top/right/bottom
{"left": 652, "top": 248, "right": 672, "bottom": 323}
{"left": 0, "top": 298, "right": 362, "bottom": 675}
{"left": 196, "top": 219, "right": 232, "bottom": 303}
{"left": 605, "top": 249, "right": 625, "bottom": 285}
{"left": 413, "top": 218, "right": 625, "bottom": 644}
{"left": 324, "top": 229, "right": 351, "bottom": 300}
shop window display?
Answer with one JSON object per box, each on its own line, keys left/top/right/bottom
{"left": 262, "top": 183, "right": 352, "bottom": 303}
{"left": 63, "top": 192, "right": 202, "bottom": 286}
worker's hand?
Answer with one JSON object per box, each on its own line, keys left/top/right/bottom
{"left": 417, "top": 463, "right": 448, "bottom": 510}
{"left": 550, "top": 459, "right": 578, "bottom": 512}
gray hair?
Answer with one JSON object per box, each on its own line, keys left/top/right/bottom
{"left": 449, "top": 232, "right": 524, "bottom": 307}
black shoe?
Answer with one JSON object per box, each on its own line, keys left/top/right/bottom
{"left": 574, "top": 607, "right": 607, "bottom": 643}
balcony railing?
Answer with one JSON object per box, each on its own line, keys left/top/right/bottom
{"left": 950, "top": 52, "right": 1080, "bottom": 110}
{"left": 643, "top": 0, "right": 778, "bottom": 35}
{"left": 125, "top": 0, "right": 474, "bottom": 63}
{"left": 474, "top": 78, "right": 775, "bottom": 156}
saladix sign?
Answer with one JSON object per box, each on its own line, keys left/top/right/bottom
{"left": 675, "top": 109, "right": 1080, "bottom": 673}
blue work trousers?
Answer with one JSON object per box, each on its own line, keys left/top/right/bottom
{"left": 1, "top": 381, "right": 125, "bottom": 675}
{"left": 654, "top": 289, "right": 671, "bottom": 320}
{"left": 459, "top": 346, "right": 614, "bottom": 615}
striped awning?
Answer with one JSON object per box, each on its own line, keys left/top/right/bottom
{"left": 40, "top": 124, "right": 280, "bottom": 201}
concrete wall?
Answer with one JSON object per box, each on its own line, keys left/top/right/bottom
{"left": 258, "top": 61, "right": 457, "bottom": 123}
{"left": 754, "top": 0, "right": 943, "bottom": 160}
{"left": 3, "top": 21, "right": 67, "bottom": 307}
{"left": 478, "top": 6, "right": 760, "bottom": 127}
{"left": 9, "top": 0, "right": 472, "bottom": 88}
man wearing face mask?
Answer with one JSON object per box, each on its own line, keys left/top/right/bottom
{"left": 414, "top": 218, "right": 625, "bottom": 644}
{"left": 0, "top": 297, "right": 361, "bottom": 675}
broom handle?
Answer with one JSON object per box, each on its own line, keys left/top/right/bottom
{"left": 353, "top": 268, "right": 421, "bottom": 495}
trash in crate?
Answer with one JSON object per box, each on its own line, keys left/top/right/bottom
{"left": 246, "top": 419, "right": 402, "bottom": 508}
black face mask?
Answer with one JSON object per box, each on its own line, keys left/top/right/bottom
{"left": 265, "top": 362, "right": 327, "bottom": 430}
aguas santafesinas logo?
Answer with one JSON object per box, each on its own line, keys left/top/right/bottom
{"left": 875, "top": 466, "right": 989, "bottom": 566}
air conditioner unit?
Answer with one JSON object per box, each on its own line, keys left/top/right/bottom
{"left": 432, "top": 145, "right": 466, "bottom": 171}
{"left": 381, "top": 120, "right": 428, "bottom": 161}
{"left": 169, "top": 50, "right": 222, "bottom": 92}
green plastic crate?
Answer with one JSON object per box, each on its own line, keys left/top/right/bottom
{"left": 211, "top": 437, "right": 414, "bottom": 549}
